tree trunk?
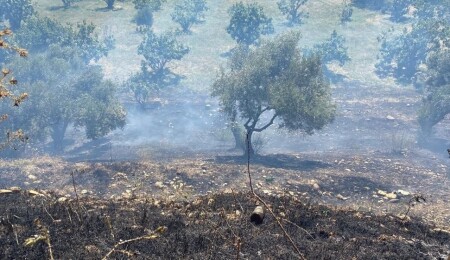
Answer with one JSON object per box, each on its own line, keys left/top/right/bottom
{"left": 230, "top": 121, "right": 245, "bottom": 151}
{"left": 51, "top": 121, "right": 69, "bottom": 153}
{"left": 244, "top": 130, "right": 255, "bottom": 157}
{"left": 105, "top": 0, "right": 115, "bottom": 9}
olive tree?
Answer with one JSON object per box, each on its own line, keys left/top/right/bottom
{"left": 376, "top": 19, "right": 449, "bottom": 86}
{"left": 0, "top": 0, "right": 34, "bottom": 29}
{"left": 171, "top": 0, "right": 208, "bottom": 33}
{"left": 3, "top": 47, "right": 126, "bottom": 152}
{"left": 15, "top": 16, "right": 114, "bottom": 63}
{"left": 277, "top": 0, "right": 308, "bottom": 25}
{"left": 418, "top": 50, "right": 450, "bottom": 136}
{"left": 138, "top": 30, "right": 189, "bottom": 76}
{"left": 0, "top": 28, "right": 28, "bottom": 150}
{"left": 226, "top": 2, "right": 274, "bottom": 46}
{"left": 311, "top": 30, "right": 350, "bottom": 81}
{"left": 126, "top": 30, "right": 188, "bottom": 105}
{"left": 212, "top": 32, "right": 336, "bottom": 156}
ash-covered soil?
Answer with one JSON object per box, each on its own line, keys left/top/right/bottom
{"left": 1, "top": 81, "right": 450, "bottom": 259}
{"left": 1, "top": 190, "right": 449, "bottom": 259}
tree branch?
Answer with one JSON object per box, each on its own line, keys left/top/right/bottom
{"left": 254, "top": 112, "right": 277, "bottom": 132}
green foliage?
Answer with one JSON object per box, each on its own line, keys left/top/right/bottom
{"left": 138, "top": 30, "right": 189, "bottom": 75}
{"left": 310, "top": 30, "right": 350, "bottom": 82}
{"left": 133, "top": 0, "right": 166, "bottom": 11}
{"left": 15, "top": 16, "right": 114, "bottom": 63}
{"left": 134, "top": 6, "right": 154, "bottom": 27}
{"left": 313, "top": 30, "right": 350, "bottom": 66}
{"left": 418, "top": 51, "right": 450, "bottom": 136}
{"left": 171, "top": 0, "right": 208, "bottom": 33}
{"left": 389, "top": 0, "right": 413, "bottom": 22}
{"left": 376, "top": 19, "right": 449, "bottom": 86}
{"left": 226, "top": 2, "right": 274, "bottom": 46}
{"left": 2, "top": 47, "right": 126, "bottom": 151}
{"left": 124, "top": 71, "right": 158, "bottom": 105}
{"left": 0, "top": 28, "right": 28, "bottom": 150}
{"left": 212, "top": 32, "right": 335, "bottom": 155}
{"left": 0, "top": 0, "right": 34, "bottom": 29}
{"left": 277, "top": 0, "right": 308, "bottom": 25}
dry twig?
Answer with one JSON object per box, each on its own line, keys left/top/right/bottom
{"left": 246, "top": 132, "right": 306, "bottom": 260}
{"left": 102, "top": 226, "right": 167, "bottom": 260}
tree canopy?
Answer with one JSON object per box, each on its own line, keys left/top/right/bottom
{"left": 2, "top": 47, "right": 126, "bottom": 152}
{"left": 15, "top": 16, "right": 114, "bottom": 63}
{"left": 171, "top": 0, "right": 208, "bottom": 33}
{"left": 0, "top": 0, "right": 34, "bottom": 29}
{"left": 0, "top": 28, "right": 28, "bottom": 150}
{"left": 376, "top": 1, "right": 449, "bottom": 86}
{"left": 212, "top": 32, "right": 336, "bottom": 155}
{"left": 418, "top": 50, "right": 450, "bottom": 136}
{"left": 138, "top": 30, "right": 189, "bottom": 76}
{"left": 226, "top": 2, "right": 274, "bottom": 46}
{"left": 277, "top": 0, "right": 309, "bottom": 25}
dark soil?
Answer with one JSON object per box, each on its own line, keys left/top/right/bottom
{"left": 1, "top": 190, "right": 449, "bottom": 259}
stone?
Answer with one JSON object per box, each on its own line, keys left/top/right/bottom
{"left": 312, "top": 183, "right": 320, "bottom": 190}
{"left": 336, "top": 194, "right": 348, "bottom": 200}
{"left": 155, "top": 181, "right": 165, "bottom": 189}
{"left": 377, "top": 190, "right": 387, "bottom": 196}
{"left": 57, "top": 197, "right": 68, "bottom": 203}
{"left": 397, "top": 190, "right": 410, "bottom": 196}
{"left": 385, "top": 193, "right": 397, "bottom": 199}
{"left": 28, "top": 174, "right": 37, "bottom": 180}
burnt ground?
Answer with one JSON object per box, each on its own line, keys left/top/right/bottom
{"left": 1, "top": 190, "right": 449, "bottom": 259}
{"left": 1, "top": 82, "right": 450, "bottom": 259}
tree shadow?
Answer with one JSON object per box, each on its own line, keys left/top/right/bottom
{"left": 48, "top": 5, "right": 80, "bottom": 11}
{"left": 94, "top": 7, "right": 114, "bottom": 12}
{"left": 213, "top": 153, "right": 331, "bottom": 171}
{"left": 65, "top": 137, "right": 112, "bottom": 161}
{"left": 320, "top": 176, "right": 393, "bottom": 197}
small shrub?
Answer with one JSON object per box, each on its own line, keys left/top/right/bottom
{"left": 134, "top": 6, "right": 153, "bottom": 26}
{"left": 340, "top": 2, "right": 353, "bottom": 23}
